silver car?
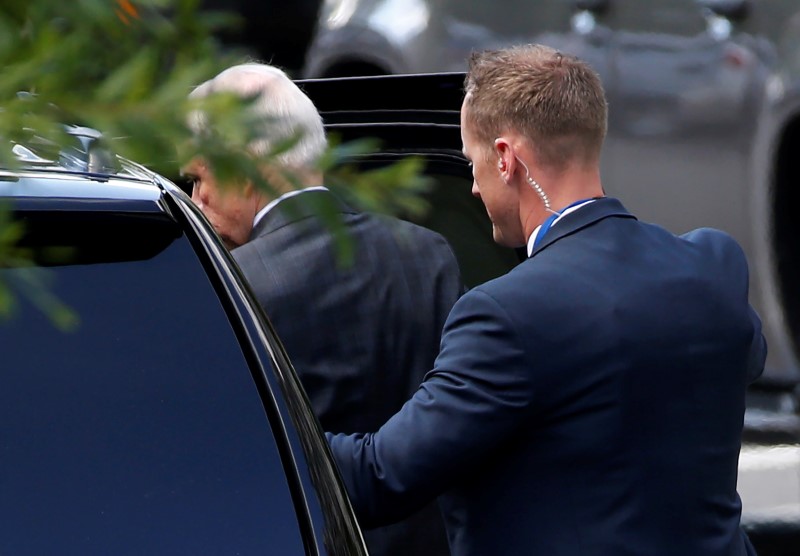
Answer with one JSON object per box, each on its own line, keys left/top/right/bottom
{"left": 304, "top": 0, "right": 800, "bottom": 397}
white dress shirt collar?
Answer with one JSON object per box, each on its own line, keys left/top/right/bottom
{"left": 252, "top": 185, "right": 329, "bottom": 229}
{"left": 526, "top": 199, "right": 596, "bottom": 257}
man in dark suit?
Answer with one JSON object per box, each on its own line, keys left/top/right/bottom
{"left": 327, "top": 44, "right": 766, "bottom": 555}
{"left": 183, "top": 63, "right": 460, "bottom": 556}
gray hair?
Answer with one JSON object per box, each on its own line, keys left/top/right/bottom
{"left": 188, "top": 63, "right": 327, "bottom": 169}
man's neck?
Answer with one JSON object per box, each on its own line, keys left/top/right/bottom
{"left": 520, "top": 165, "right": 603, "bottom": 242}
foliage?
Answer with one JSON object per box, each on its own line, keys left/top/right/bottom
{"left": 0, "top": 0, "right": 432, "bottom": 322}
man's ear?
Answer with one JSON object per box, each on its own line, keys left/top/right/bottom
{"left": 494, "top": 137, "right": 515, "bottom": 183}
{"left": 242, "top": 179, "right": 256, "bottom": 197}
{"left": 244, "top": 179, "right": 271, "bottom": 212}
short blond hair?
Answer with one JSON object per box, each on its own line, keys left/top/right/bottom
{"left": 464, "top": 44, "right": 607, "bottom": 171}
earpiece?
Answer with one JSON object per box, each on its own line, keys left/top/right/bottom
{"left": 514, "top": 155, "right": 559, "bottom": 216}
{"left": 498, "top": 159, "right": 505, "bottom": 171}
{"left": 528, "top": 177, "right": 552, "bottom": 212}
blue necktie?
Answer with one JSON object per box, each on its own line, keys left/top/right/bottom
{"left": 533, "top": 212, "right": 560, "bottom": 249}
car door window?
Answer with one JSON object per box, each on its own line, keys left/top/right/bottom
{"left": 0, "top": 210, "right": 306, "bottom": 554}
{"left": 408, "top": 166, "right": 521, "bottom": 288}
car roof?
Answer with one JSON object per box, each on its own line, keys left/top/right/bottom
{"left": 0, "top": 169, "right": 163, "bottom": 202}
{"left": 1, "top": 126, "right": 168, "bottom": 204}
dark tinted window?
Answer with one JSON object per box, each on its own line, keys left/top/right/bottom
{"left": 0, "top": 211, "right": 305, "bottom": 554}
{"left": 406, "top": 167, "right": 521, "bottom": 288}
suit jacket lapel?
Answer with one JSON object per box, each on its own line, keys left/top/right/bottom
{"left": 529, "top": 197, "right": 637, "bottom": 257}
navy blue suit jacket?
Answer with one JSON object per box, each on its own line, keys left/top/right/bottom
{"left": 233, "top": 189, "right": 461, "bottom": 556}
{"left": 328, "top": 197, "right": 766, "bottom": 556}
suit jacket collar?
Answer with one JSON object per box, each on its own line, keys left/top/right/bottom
{"left": 529, "top": 197, "right": 636, "bottom": 257}
{"left": 249, "top": 188, "right": 357, "bottom": 240}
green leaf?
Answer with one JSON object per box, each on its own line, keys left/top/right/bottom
{"left": 95, "top": 49, "right": 157, "bottom": 103}
{"left": 0, "top": 276, "right": 14, "bottom": 317}
{"left": 0, "top": 0, "right": 433, "bottom": 322}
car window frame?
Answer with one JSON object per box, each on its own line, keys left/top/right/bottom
{"left": 161, "top": 182, "right": 368, "bottom": 556}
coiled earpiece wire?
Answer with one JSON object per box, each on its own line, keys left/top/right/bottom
{"left": 514, "top": 156, "right": 560, "bottom": 216}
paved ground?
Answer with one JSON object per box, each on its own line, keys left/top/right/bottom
{"left": 739, "top": 442, "right": 800, "bottom": 555}
{"left": 739, "top": 443, "right": 800, "bottom": 521}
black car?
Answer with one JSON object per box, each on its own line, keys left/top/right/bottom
{"left": 0, "top": 130, "right": 365, "bottom": 555}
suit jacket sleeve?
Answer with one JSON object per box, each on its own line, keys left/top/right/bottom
{"left": 327, "top": 287, "right": 535, "bottom": 528}
{"left": 681, "top": 228, "right": 767, "bottom": 383}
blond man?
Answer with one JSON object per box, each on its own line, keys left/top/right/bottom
{"left": 328, "top": 45, "right": 765, "bottom": 556}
